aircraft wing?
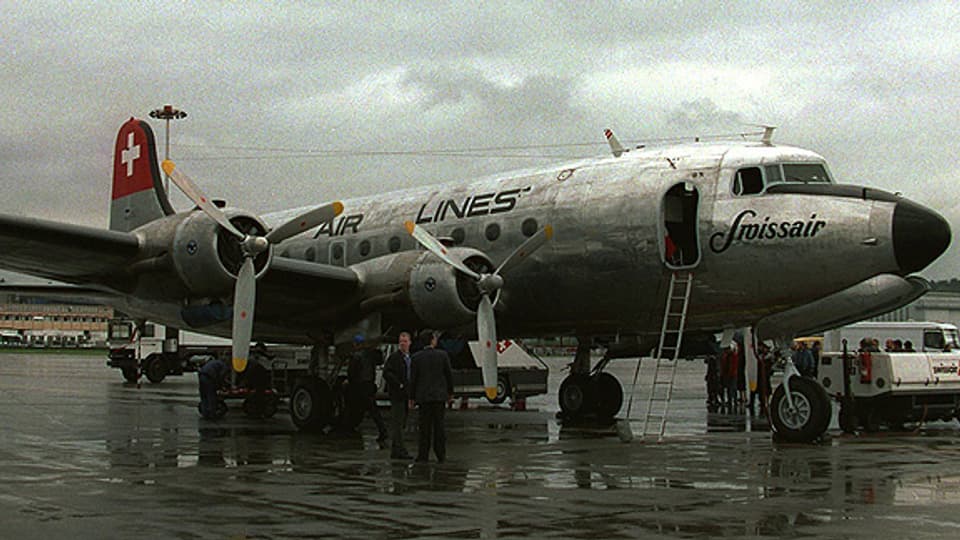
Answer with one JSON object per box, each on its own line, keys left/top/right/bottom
{"left": 258, "top": 256, "right": 360, "bottom": 309}
{"left": 0, "top": 214, "right": 140, "bottom": 283}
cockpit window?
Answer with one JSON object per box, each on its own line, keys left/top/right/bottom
{"left": 783, "top": 163, "right": 830, "bottom": 183}
{"left": 732, "top": 167, "right": 763, "bottom": 195}
{"left": 732, "top": 162, "right": 831, "bottom": 196}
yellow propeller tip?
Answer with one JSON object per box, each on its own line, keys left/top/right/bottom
{"left": 161, "top": 160, "right": 175, "bottom": 175}
{"left": 232, "top": 358, "right": 248, "bottom": 373}
{"left": 484, "top": 387, "right": 498, "bottom": 400}
{"left": 544, "top": 224, "right": 554, "bottom": 239}
{"left": 404, "top": 221, "right": 415, "bottom": 234}
{"left": 332, "top": 201, "right": 344, "bottom": 215}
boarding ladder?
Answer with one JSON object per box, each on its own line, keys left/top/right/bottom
{"left": 641, "top": 271, "right": 693, "bottom": 441}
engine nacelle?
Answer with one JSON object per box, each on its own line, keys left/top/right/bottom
{"left": 170, "top": 210, "right": 270, "bottom": 296}
{"left": 353, "top": 247, "right": 495, "bottom": 329}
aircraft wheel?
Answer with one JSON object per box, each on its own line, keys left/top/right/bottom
{"left": 559, "top": 374, "right": 593, "bottom": 417}
{"left": 144, "top": 355, "right": 166, "bottom": 384}
{"left": 592, "top": 372, "right": 623, "bottom": 418}
{"left": 121, "top": 367, "right": 139, "bottom": 383}
{"left": 290, "top": 380, "right": 332, "bottom": 431}
{"left": 771, "top": 376, "right": 830, "bottom": 443}
{"left": 487, "top": 374, "right": 511, "bottom": 405}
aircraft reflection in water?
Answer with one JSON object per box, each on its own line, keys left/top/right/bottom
{"left": 0, "top": 118, "right": 949, "bottom": 442}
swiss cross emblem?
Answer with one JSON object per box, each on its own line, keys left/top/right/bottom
{"left": 120, "top": 132, "right": 140, "bottom": 177}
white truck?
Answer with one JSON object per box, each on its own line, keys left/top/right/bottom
{"left": 818, "top": 321, "right": 960, "bottom": 432}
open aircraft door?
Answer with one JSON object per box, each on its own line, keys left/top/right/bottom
{"left": 660, "top": 181, "right": 701, "bottom": 269}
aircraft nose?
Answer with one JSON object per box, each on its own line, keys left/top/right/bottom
{"left": 893, "top": 199, "right": 951, "bottom": 274}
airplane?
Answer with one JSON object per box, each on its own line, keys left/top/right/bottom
{"left": 0, "top": 117, "right": 949, "bottom": 442}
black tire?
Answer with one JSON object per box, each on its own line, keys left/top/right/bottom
{"left": 262, "top": 394, "right": 279, "bottom": 419}
{"left": 290, "top": 380, "right": 333, "bottom": 431}
{"left": 592, "top": 372, "right": 624, "bottom": 418}
{"left": 771, "top": 376, "right": 830, "bottom": 443}
{"left": 559, "top": 374, "right": 593, "bottom": 417}
{"left": 121, "top": 367, "right": 139, "bottom": 383}
{"left": 487, "top": 374, "right": 511, "bottom": 405}
{"left": 862, "top": 406, "right": 881, "bottom": 433}
{"left": 242, "top": 397, "right": 263, "bottom": 418}
{"left": 214, "top": 399, "right": 228, "bottom": 419}
{"left": 838, "top": 398, "right": 858, "bottom": 434}
{"left": 144, "top": 355, "right": 167, "bottom": 384}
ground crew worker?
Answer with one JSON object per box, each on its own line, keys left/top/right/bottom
{"left": 198, "top": 357, "right": 229, "bottom": 419}
{"left": 347, "top": 334, "right": 388, "bottom": 444}
{"left": 383, "top": 331, "right": 413, "bottom": 459}
{"left": 409, "top": 330, "right": 454, "bottom": 463}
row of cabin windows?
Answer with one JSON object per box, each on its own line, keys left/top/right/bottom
{"left": 732, "top": 163, "right": 831, "bottom": 196}
{"left": 288, "top": 217, "right": 541, "bottom": 263}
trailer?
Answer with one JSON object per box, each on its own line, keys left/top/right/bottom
{"left": 818, "top": 322, "right": 960, "bottom": 432}
{"left": 107, "top": 318, "right": 547, "bottom": 426}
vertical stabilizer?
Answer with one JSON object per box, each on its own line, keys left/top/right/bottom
{"left": 110, "top": 118, "right": 174, "bottom": 231}
{"left": 604, "top": 128, "right": 625, "bottom": 157}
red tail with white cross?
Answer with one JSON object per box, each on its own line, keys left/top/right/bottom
{"left": 109, "top": 118, "right": 173, "bottom": 232}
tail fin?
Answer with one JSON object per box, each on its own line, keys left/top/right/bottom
{"left": 604, "top": 128, "right": 625, "bottom": 158}
{"left": 110, "top": 118, "right": 174, "bottom": 232}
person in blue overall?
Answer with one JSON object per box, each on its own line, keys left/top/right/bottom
{"left": 198, "top": 357, "right": 229, "bottom": 419}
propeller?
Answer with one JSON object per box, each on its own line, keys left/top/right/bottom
{"left": 162, "top": 159, "right": 343, "bottom": 372}
{"left": 404, "top": 220, "right": 552, "bottom": 399}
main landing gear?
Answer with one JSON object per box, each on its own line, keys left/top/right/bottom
{"left": 558, "top": 343, "right": 624, "bottom": 420}
{"left": 770, "top": 374, "right": 831, "bottom": 443}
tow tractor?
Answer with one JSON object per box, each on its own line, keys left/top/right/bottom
{"left": 818, "top": 322, "right": 960, "bottom": 432}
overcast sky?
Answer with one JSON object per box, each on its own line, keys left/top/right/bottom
{"left": 2, "top": 1, "right": 959, "bottom": 279}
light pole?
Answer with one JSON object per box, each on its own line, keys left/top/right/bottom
{"left": 149, "top": 105, "right": 187, "bottom": 195}
{"left": 148, "top": 105, "right": 187, "bottom": 355}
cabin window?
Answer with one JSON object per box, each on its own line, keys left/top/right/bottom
{"left": 522, "top": 218, "right": 538, "bottom": 237}
{"left": 305, "top": 247, "right": 316, "bottom": 261}
{"left": 358, "top": 240, "right": 371, "bottom": 257}
{"left": 485, "top": 223, "right": 501, "bottom": 241}
{"left": 451, "top": 228, "right": 465, "bottom": 245}
{"left": 332, "top": 244, "right": 344, "bottom": 261}
{"left": 388, "top": 236, "right": 401, "bottom": 253}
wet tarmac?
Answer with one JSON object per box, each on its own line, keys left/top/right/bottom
{"left": 3, "top": 352, "right": 960, "bottom": 539}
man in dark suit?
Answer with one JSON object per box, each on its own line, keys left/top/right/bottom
{"left": 347, "top": 334, "right": 388, "bottom": 443}
{"left": 409, "top": 330, "right": 454, "bottom": 463}
{"left": 383, "top": 331, "right": 413, "bottom": 459}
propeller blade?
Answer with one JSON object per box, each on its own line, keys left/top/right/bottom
{"left": 495, "top": 225, "right": 553, "bottom": 276}
{"left": 477, "top": 294, "right": 498, "bottom": 400}
{"left": 266, "top": 201, "right": 344, "bottom": 244}
{"left": 162, "top": 160, "right": 244, "bottom": 240}
{"left": 404, "top": 221, "right": 480, "bottom": 280}
{"left": 231, "top": 257, "right": 256, "bottom": 373}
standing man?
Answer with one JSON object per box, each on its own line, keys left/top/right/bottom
{"left": 409, "top": 330, "right": 454, "bottom": 463}
{"left": 383, "top": 331, "right": 413, "bottom": 459}
{"left": 198, "top": 356, "right": 229, "bottom": 419}
{"left": 347, "top": 334, "right": 388, "bottom": 444}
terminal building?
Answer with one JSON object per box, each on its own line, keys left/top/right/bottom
{"left": 870, "top": 289, "right": 960, "bottom": 329}
{"left": 0, "top": 274, "right": 113, "bottom": 347}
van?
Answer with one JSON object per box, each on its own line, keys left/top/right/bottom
{"left": 823, "top": 321, "right": 959, "bottom": 353}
